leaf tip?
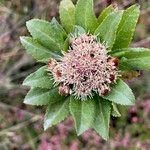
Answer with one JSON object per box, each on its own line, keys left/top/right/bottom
{"left": 26, "top": 19, "right": 32, "bottom": 28}
{"left": 22, "top": 80, "right": 28, "bottom": 86}
{"left": 20, "top": 36, "right": 26, "bottom": 43}
{"left": 26, "top": 19, "right": 39, "bottom": 31}
{"left": 43, "top": 123, "right": 49, "bottom": 131}
{"left": 23, "top": 100, "right": 30, "bottom": 105}
{"left": 43, "top": 119, "right": 53, "bottom": 131}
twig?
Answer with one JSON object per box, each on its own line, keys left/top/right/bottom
{"left": 6, "top": 54, "right": 34, "bottom": 76}
{"left": 0, "top": 102, "right": 37, "bottom": 117}
{"left": 0, "top": 5, "right": 37, "bottom": 38}
{"left": 0, "top": 116, "right": 42, "bottom": 136}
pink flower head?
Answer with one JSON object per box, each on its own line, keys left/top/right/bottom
{"left": 48, "top": 34, "right": 119, "bottom": 100}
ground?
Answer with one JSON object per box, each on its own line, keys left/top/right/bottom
{"left": 0, "top": 0, "right": 150, "bottom": 149}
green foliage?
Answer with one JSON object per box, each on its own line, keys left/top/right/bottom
{"left": 20, "top": 37, "right": 61, "bottom": 62}
{"left": 95, "top": 11, "right": 123, "bottom": 49}
{"left": 24, "top": 88, "right": 51, "bottom": 105}
{"left": 112, "top": 5, "right": 140, "bottom": 50}
{"left": 69, "top": 96, "right": 95, "bottom": 135}
{"left": 71, "top": 25, "right": 86, "bottom": 37}
{"left": 120, "top": 57, "right": 150, "bottom": 70}
{"left": 23, "top": 66, "right": 54, "bottom": 89}
{"left": 92, "top": 97, "right": 111, "bottom": 140}
{"left": 75, "top": 0, "right": 98, "bottom": 33}
{"left": 111, "top": 103, "right": 121, "bottom": 117}
{"left": 24, "top": 88, "right": 66, "bottom": 105}
{"left": 98, "top": 5, "right": 115, "bottom": 24}
{"left": 59, "top": 0, "right": 75, "bottom": 33}
{"left": 104, "top": 79, "right": 135, "bottom": 105}
{"left": 26, "top": 19, "right": 66, "bottom": 51}
{"left": 111, "top": 48, "right": 150, "bottom": 70}
{"left": 44, "top": 98, "right": 70, "bottom": 130}
{"left": 111, "top": 48, "right": 150, "bottom": 58}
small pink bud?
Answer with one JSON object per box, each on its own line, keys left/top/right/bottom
{"left": 131, "top": 117, "right": 139, "bottom": 123}
{"left": 59, "top": 84, "right": 70, "bottom": 96}
{"left": 53, "top": 67, "right": 62, "bottom": 82}
{"left": 108, "top": 57, "right": 119, "bottom": 67}
{"left": 101, "top": 88, "right": 109, "bottom": 96}
{"left": 48, "top": 58, "right": 57, "bottom": 70}
{"left": 109, "top": 74, "right": 115, "bottom": 82}
{"left": 56, "top": 70, "right": 62, "bottom": 78}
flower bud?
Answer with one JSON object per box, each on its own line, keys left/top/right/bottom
{"left": 101, "top": 88, "right": 109, "bottom": 96}
{"left": 48, "top": 58, "right": 57, "bottom": 70}
{"left": 59, "top": 84, "right": 70, "bottom": 96}
{"left": 109, "top": 74, "right": 115, "bottom": 82}
{"left": 108, "top": 57, "right": 119, "bottom": 67}
{"left": 53, "top": 68, "right": 62, "bottom": 82}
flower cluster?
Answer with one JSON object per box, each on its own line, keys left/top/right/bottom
{"left": 48, "top": 34, "right": 119, "bottom": 100}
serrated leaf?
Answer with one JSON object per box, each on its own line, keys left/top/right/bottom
{"left": 94, "top": 11, "right": 123, "bottom": 49}
{"left": 111, "top": 48, "right": 150, "bottom": 70}
{"left": 23, "top": 66, "right": 53, "bottom": 89}
{"left": 63, "top": 37, "right": 69, "bottom": 52}
{"left": 111, "top": 103, "right": 121, "bottom": 117}
{"left": 112, "top": 5, "right": 140, "bottom": 50}
{"left": 24, "top": 88, "right": 65, "bottom": 106}
{"left": 98, "top": 5, "right": 115, "bottom": 25}
{"left": 59, "top": 0, "right": 75, "bottom": 33}
{"left": 70, "top": 25, "right": 86, "bottom": 37}
{"left": 44, "top": 98, "right": 70, "bottom": 130}
{"left": 20, "top": 37, "right": 61, "bottom": 62}
{"left": 92, "top": 97, "right": 111, "bottom": 140}
{"left": 26, "top": 19, "right": 66, "bottom": 51}
{"left": 69, "top": 96, "right": 95, "bottom": 135}
{"left": 120, "top": 57, "right": 150, "bottom": 70}
{"left": 75, "top": 0, "right": 98, "bottom": 33}
{"left": 103, "top": 79, "right": 135, "bottom": 105}
{"left": 50, "top": 17, "right": 67, "bottom": 39}
{"left": 110, "top": 48, "right": 150, "bottom": 58}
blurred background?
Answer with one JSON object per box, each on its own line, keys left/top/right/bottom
{"left": 0, "top": 0, "right": 150, "bottom": 149}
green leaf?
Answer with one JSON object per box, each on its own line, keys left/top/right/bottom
{"left": 63, "top": 37, "right": 69, "bottom": 52}
{"left": 71, "top": 25, "right": 86, "bottom": 37}
{"left": 44, "top": 98, "right": 70, "bottom": 130}
{"left": 110, "top": 48, "right": 150, "bottom": 58}
{"left": 50, "top": 17, "right": 67, "bottom": 39}
{"left": 75, "top": 0, "right": 98, "bottom": 33}
{"left": 23, "top": 66, "right": 53, "bottom": 89}
{"left": 92, "top": 97, "right": 111, "bottom": 140}
{"left": 111, "top": 48, "right": 150, "bottom": 70}
{"left": 112, "top": 5, "right": 140, "bottom": 50}
{"left": 69, "top": 96, "right": 95, "bottom": 135}
{"left": 94, "top": 11, "right": 123, "bottom": 49}
{"left": 120, "top": 57, "right": 150, "bottom": 70}
{"left": 26, "top": 19, "right": 66, "bottom": 51}
{"left": 103, "top": 79, "right": 135, "bottom": 105}
{"left": 111, "top": 103, "right": 121, "bottom": 117}
{"left": 59, "top": 0, "right": 75, "bottom": 33}
{"left": 20, "top": 37, "right": 61, "bottom": 62}
{"left": 98, "top": 5, "right": 115, "bottom": 25}
{"left": 24, "top": 88, "right": 65, "bottom": 106}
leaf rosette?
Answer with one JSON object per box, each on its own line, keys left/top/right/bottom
{"left": 20, "top": 0, "right": 150, "bottom": 140}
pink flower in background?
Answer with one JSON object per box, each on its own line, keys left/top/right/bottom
{"left": 131, "top": 116, "right": 139, "bottom": 123}
{"left": 38, "top": 138, "right": 52, "bottom": 150}
{"left": 70, "top": 141, "right": 79, "bottom": 150}
{"left": 121, "top": 133, "right": 130, "bottom": 147}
